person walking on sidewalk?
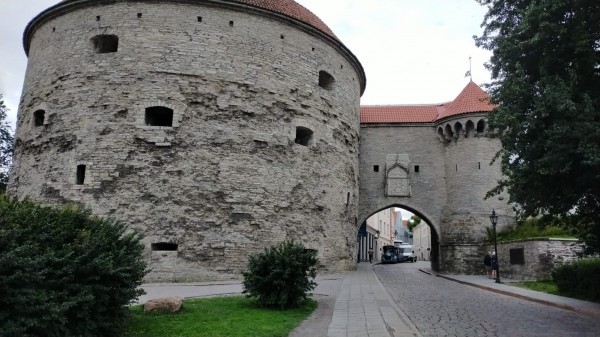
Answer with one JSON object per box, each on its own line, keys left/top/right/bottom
{"left": 483, "top": 251, "right": 492, "bottom": 279}
{"left": 368, "top": 248, "right": 374, "bottom": 263}
{"left": 491, "top": 251, "right": 499, "bottom": 280}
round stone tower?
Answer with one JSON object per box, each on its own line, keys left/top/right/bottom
{"left": 10, "top": 0, "right": 366, "bottom": 281}
{"left": 435, "top": 81, "right": 513, "bottom": 273}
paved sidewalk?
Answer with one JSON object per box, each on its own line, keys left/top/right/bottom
{"left": 421, "top": 268, "right": 600, "bottom": 318}
{"left": 323, "top": 263, "right": 421, "bottom": 337}
{"left": 137, "top": 264, "right": 600, "bottom": 337}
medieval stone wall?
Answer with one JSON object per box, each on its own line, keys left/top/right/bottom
{"left": 359, "top": 113, "right": 514, "bottom": 273}
{"left": 492, "top": 239, "right": 583, "bottom": 280}
{"left": 10, "top": 1, "right": 363, "bottom": 281}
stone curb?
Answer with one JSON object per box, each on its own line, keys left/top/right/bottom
{"left": 422, "top": 269, "right": 600, "bottom": 318}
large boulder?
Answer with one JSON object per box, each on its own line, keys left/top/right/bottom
{"left": 143, "top": 296, "right": 183, "bottom": 313}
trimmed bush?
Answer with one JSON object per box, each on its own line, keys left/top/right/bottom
{"left": 242, "top": 240, "right": 318, "bottom": 309}
{"left": 0, "top": 196, "right": 147, "bottom": 337}
{"left": 552, "top": 258, "right": 600, "bottom": 302}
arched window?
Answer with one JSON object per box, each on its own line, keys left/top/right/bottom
{"left": 476, "top": 119, "right": 486, "bottom": 133}
{"left": 318, "top": 71, "right": 335, "bottom": 90}
{"left": 145, "top": 106, "right": 174, "bottom": 127}
{"left": 437, "top": 127, "right": 447, "bottom": 142}
{"left": 465, "top": 120, "right": 475, "bottom": 137}
{"left": 33, "top": 109, "right": 45, "bottom": 126}
{"left": 454, "top": 122, "right": 463, "bottom": 137}
{"left": 91, "top": 34, "right": 118, "bottom": 53}
{"left": 295, "top": 126, "right": 314, "bottom": 146}
{"left": 445, "top": 124, "right": 454, "bottom": 139}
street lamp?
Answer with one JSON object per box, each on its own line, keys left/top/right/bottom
{"left": 489, "top": 209, "right": 501, "bottom": 283}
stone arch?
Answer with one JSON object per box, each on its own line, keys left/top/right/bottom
{"left": 358, "top": 204, "right": 440, "bottom": 271}
{"left": 454, "top": 122, "right": 463, "bottom": 138}
{"left": 437, "top": 126, "right": 447, "bottom": 142}
{"left": 476, "top": 119, "right": 486, "bottom": 134}
{"left": 465, "top": 120, "right": 475, "bottom": 137}
{"left": 444, "top": 124, "right": 454, "bottom": 139}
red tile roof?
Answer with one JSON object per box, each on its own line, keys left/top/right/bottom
{"left": 59, "top": 0, "right": 337, "bottom": 40}
{"left": 360, "top": 81, "right": 497, "bottom": 124}
{"left": 234, "top": 0, "right": 337, "bottom": 40}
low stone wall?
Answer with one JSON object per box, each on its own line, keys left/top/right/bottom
{"left": 491, "top": 238, "right": 583, "bottom": 280}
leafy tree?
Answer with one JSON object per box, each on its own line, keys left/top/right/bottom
{"left": 476, "top": 0, "right": 600, "bottom": 253}
{"left": 407, "top": 215, "right": 421, "bottom": 233}
{"left": 0, "top": 95, "right": 13, "bottom": 192}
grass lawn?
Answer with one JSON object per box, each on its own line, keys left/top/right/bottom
{"left": 516, "top": 280, "right": 560, "bottom": 296}
{"left": 121, "top": 296, "right": 317, "bottom": 337}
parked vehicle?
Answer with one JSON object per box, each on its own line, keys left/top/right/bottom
{"left": 381, "top": 245, "right": 398, "bottom": 264}
{"left": 396, "top": 244, "right": 416, "bottom": 262}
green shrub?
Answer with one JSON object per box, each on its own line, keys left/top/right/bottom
{"left": 0, "top": 196, "right": 147, "bottom": 337}
{"left": 552, "top": 258, "right": 600, "bottom": 302}
{"left": 491, "top": 217, "right": 575, "bottom": 242}
{"left": 242, "top": 240, "right": 317, "bottom": 309}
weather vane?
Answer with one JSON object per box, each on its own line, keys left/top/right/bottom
{"left": 465, "top": 56, "right": 473, "bottom": 81}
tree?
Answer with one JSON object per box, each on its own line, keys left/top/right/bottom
{"left": 475, "top": 0, "right": 600, "bottom": 253}
{"left": 0, "top": 95, "right": 14, "bottom": 192}
{"left": 407, "top": 215, "right": 421, "bottom": 233}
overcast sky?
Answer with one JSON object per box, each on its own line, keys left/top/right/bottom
{"left": 0, "top": 0, "right": 492, "bottom": 128}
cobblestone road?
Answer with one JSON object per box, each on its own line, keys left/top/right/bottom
{"left": 373, "top": 261, "right": 600, "bottom": 337}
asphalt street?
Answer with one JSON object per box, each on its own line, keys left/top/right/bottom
{"left": 373, "top": 261, "right": 600, "bottom": 337}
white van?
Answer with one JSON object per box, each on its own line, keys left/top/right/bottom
{"left": 396, "top": 244, "right": 416, "bottom": 262}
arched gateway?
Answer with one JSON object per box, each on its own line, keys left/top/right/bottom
{"left": 9, "top": 0, "right": 513, "bottom": 281}
{"left": 359, "top": 82, "right": 514, "bottom": 274}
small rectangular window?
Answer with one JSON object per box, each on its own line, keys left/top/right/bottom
{"left": 373, "top": 165, "right": 379, "bottom": 172}
{"left": 76, "top": 165, "right": 86, "bottom": 185}
{"left": 510, "top": 248, "right": 525, "bottom": 265}
{"left": 479, "top": 162, "right": 481, "bottom": 169}
{"left": 92, "top": 34, "right": 119, "bottom": 53}
{"left": 197, "top": 16, "right": 202, "bottom": 22}
{"left": 33, "top": 110, "right": 45, "bottom": 127}
{"left": 229, "top": 21, "right": 234, "bottom": 27}
{"left": 145, "top": 106, "right": 174, "bottom": 127}
{"left": 137, "top": 13, "right": 142, "bottom": 18}
{"left": 151, "top": 242, "right": 178, "bottom": 251}
{"left": 414, "top": 165, "right": 420, "bottom": 173}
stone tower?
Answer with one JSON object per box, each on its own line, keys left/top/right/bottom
{"left": 10, "top": 0, "right": 366, "bottom": 281}
{"left": 359, "top": 81, "right": 514, "bottom": 274}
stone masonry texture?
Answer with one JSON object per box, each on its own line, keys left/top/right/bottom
{"left": 10, "top": 0, "right": 513, "bottom": 280}
{"left": 10, "top": 0, "right": 364, "bottom": 282}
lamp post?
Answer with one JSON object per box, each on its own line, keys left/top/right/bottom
{"left": 489, "top": 209, "right": 501, "bottom": 283}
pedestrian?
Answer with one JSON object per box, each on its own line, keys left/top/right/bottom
{"left": 368, "top": 247, "right": 374, "bottom": 263}
{"left": 490, "top": 251, "right": 499, "bottom": 280}
{"left": 483, "top": 251, "right": 492, "bottom": 279}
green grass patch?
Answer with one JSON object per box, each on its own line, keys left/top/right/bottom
{"left": 121, "top": 296, "right": 317, "bottom": 337}
{"left": 516, "top": 280, "right": 560, "bottom": 295}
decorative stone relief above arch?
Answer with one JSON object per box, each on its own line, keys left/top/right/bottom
{"left": 385, "top": 154, "right": 411, "bottom": 197}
